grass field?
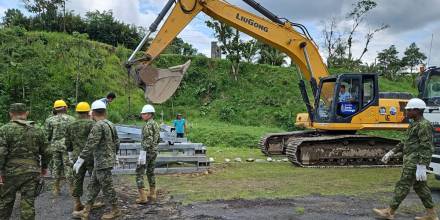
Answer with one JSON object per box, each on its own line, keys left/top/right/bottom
{"left": 124, "top": 146, "right": 440, "bottom": 205}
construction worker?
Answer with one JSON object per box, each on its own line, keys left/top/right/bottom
{"left": 45, "top": 99, "right": 75, "bottom": 196}
{"left": 173, "top": 113, "right": 187, "bottom": 138}
{"left": 0, "top": 103, "right": 50, "bottom": 219}
{"left": 100, "top": 92, "right": 116, "bottom": 105}
{"left": 373, "top": 98, "right": 438, "bottom": 220}
{"left": 66, "top": 102, "right": 99, "bottom": 212}
{"left": 135, "top": 104, "right": 160, "bottom": 204}
{"left": 72, "top": 100, "right": 121, "bottom": 219}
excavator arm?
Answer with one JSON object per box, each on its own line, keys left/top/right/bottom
{"left": 128, "top": 0, "right": 329, "bottom": 104}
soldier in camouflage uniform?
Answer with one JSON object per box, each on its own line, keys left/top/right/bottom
{"left": 66, "top": 102, "right": 95, "bottom": 212}
{"left": 374, "top": 98, "right": 438, "bottom": 220}
{"left": 0, "top": 103, "right": 50, "bottom": 220}
{"left": 135, "top": 104, "right": 160, "bottom": 204}
{"left": 72, "top": 100, "right": 121, "bottom": 219}
{"left": 45, "top": 100, "right": 75, "bottom": 196}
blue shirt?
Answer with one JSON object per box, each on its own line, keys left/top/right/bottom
{"left": 173, "top": 119, "right": 186, "bottom": 134}
{"left": 339, "top": 92, "right": 352, "bottom": 102}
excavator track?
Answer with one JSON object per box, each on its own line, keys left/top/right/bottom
{"left": 259, "top": 130, "right": 317, "bottom": 156}
{"left": 285, "top": 134, "right": 402, "bottom": 167}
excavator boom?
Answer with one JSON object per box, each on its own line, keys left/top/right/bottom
{"left": 127, "top": 0, "right": 328, "bottom": 104}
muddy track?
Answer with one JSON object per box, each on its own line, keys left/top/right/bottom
{"left": 10, "top": 177, "right": 440, "bottom": 220}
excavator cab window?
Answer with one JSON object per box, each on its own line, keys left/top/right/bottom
{"left": 362, "top": 76, "right": 375, "bottom": 107}
{"left": 425, "top": 74, "right": 440, "bottom": 98}
{"left": 336, "top": 76, "right": 361, "bottom": 117}
{"left": 316, "top": 79, "right": 336, "bottom": 122}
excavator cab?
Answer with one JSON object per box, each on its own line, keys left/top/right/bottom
{"left": 314, "top": 73, "right": 378, "bottom": 124}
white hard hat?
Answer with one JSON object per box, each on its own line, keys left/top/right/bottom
{"left": 405, "top": 98, "right": 426, "bottom": 110}
{"left": 91, "top": 100, "right": 106, "bottom": 110}
{"left": 141, "top": 104, "right": 155, "bottom": 114}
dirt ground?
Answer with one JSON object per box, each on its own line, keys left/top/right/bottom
{"left": 10, "top": 177, "right": 440, "bottom": 220}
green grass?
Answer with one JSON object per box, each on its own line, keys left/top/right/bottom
{"left": 124, "top": 146, "right": 440, "bottom": 204}
{"left": 295, "top": 207, "right": 305, "bottom": 215}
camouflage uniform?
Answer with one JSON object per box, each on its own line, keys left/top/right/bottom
{"left": 389, "top": 117, "right": 435, "bottom": 210}
{"left": 80, "top": 119, "right": 119, "bottom": 205}
{"left": 136, "top": 118, "right": 160, "bottom": 189}
{"left": 45, "top": 114, "right": 75, "bottom": 183}
{"left": 65, "top": 119, "right": 94, "bottom": 198}
{"left": 0, "top": 118, "right": 50, "bottom": 220}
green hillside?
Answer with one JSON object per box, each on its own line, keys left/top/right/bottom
{"left": 0, "top": 28, "right": 417, "bottom": 137}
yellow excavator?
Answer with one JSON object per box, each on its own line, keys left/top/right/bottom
{"left": 126, "top": 0, "right": 412, "bottom": 167}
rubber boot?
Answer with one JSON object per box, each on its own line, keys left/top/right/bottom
{"left": 415, "top": 208, "right": 439, "bottom": 220}
{"left": 148, "top": 187, "right": 157, "bottom": 201}
{"left": 101, "top": 204, "right": 121, "bottom": 220}
{"left": 135, "top": 189, "right": 148, "bottom": 204}
{"left": 73, "top": 197, "right": 84, "bottom": 212}
{"left": 373, "top": 207, "right": 395, "bottom": 220}
{"left": 52, "top": 179, "right": 61, "bottom": 196}
{"left": 72, "top": 204, "right": 92, "bottom": 219}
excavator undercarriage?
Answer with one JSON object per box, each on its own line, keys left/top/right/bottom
{"left": 260, "top": 131, "right": 402, "bottom": 167}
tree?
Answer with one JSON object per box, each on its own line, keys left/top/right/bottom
{"left": 2, "top": 9, "right": 29, "bottom": 28}
{"left": 376, "top": 45, "right": 401, "bottom": 80}
{"left": 322, "top": 17, "right": 339, "bottom": 66}
{"left": 84, "top": 10, "right": 142, "bottom": 49}
{"left": 241, "top": 40, "right": 258, "bottom": 63}
{"left": 347, "top": 0, "right": 375, "bottom": 60}
{"left": 163, "top": 37, "right": 198, "bottom": 56}
{"left": 258, "top": 43, "right": 286, "bottom": 66}
{"left": 206, "top": 20, "right": 243, "bottom": 80}
{"left": 23, "top": 0, "right": 65, "bottom": 31}
{"left": 402, "top": 42, "right": 427, "bottom": 73}
{"left": 321, "top": 0, "right": 388, "bottom": 68}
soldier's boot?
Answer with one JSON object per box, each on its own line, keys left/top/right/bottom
{"left": 52, "top": 179, "right": 61, "bottom": 196}
{"left": 148, "top": 187, "right": 157, "bottom": 202}
{"left": 415, "top": 208, "right": 439, "bottom": 220}
{"left": 73, "top": 197, "right": 84, "bottom": 212}
{"left": 135, "top": 189, "right": 148, "bottom": 204}
{"left": 101, "top": 204, "right": 121, "bottom": 220}
{"left": 92, "top": 201, "right": 105, "bottom": 209}
{"left": 72, "top": 204, "right": 92, "bottom": 219}
{"left": 373, "top": 207, "right": 396, "bottom": 220}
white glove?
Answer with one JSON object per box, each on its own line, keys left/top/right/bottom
{"left": 73, "top": 157, "right": 85, "bottom": 174}
{"left": 381, "top": 150, "right": 394, "bottom": 164}
{"left": 138, "top": 150, "right": 147, "bottom": 165}
{"left": 68, "top": 152, "right": 74, "bottom": 164}
{"left": 416, "top": 164, "right": 428, "bottom": 181}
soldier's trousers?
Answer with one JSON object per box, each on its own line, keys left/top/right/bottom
{"left": 0, "top": 173, "right": 39, "bottom": 220}
{"left": 72, "top": 161, "right": 93, "bottom": 198}
{"left": 85, "top": 168, "right": 117, "bottom": 206}
{"left": 135, "top": 152, "right": 157, "bottom": 189}
{"left": 52, "top": 151, "right": 73, "bottom": 184}
{"left": 390, "top": 167, "right": 434, "bottom": 210}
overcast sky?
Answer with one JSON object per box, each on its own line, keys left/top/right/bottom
{"left": 1, "top": 0, "right": 439, "bottom": 66}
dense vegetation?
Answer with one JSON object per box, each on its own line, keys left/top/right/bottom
{"left": 0, "top": 28, "right": 417, "bottom": 131}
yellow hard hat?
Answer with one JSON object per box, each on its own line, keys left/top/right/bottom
{"left": 53, "top": 100, "right": 67, "bottom": 108}
{"left": 75, "top": 102, "right": 91, "bottom": 112}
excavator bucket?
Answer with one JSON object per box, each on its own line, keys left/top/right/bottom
{"left": 134, "top": 60, "right": 191, "bottom": 103}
